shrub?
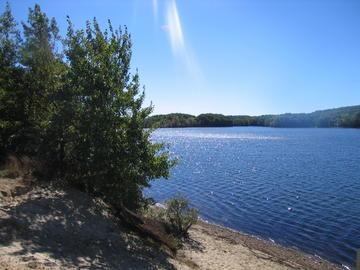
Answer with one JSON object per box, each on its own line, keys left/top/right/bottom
{"left": 142, "top": 204, "right": 167, "bottom": 221}
{"left": 165, "top": 195, "right": 198, "bottom": 237}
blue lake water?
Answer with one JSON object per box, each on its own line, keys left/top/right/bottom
{"left": 145, "top": 127, "right": 360, "bottom": 268}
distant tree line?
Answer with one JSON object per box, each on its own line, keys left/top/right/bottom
{"left": 0, "top": 3, "right": 174, "bottom": 210}
{"left": 145, "top": 106, "right": 360, "bottom": 128}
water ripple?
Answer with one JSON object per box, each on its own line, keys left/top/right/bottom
{"left": 145, "top": 127, "right": 360, "bottom": 268}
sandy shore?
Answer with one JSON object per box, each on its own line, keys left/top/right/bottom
{"left": 0, "top": 177, "right": 343, "bottom": 270}
{"left": 171, "top": 221, "right": 342, "bottom": 270}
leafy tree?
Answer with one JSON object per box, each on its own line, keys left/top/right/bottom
{"left": 58, "top": 18, "right": 174, "bottom": 209}
{"left": 0, "top": 2, "right": 23, "bottom": 159}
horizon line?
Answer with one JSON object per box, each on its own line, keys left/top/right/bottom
{"left": 150, "top": 103, "right": 360, "bottom": 117}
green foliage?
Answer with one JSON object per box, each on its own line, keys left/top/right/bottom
{"left": 142, "top": 196, "right": 198, "bottom": 238}
{"left": 57, "top": 17, "right": 175, "bottom": 209}
{"left": 145, "top": 105, "right": 360, "bottom": 128}
{"left": 165, "top": 195, "right": 198, "bottom": 237}
{"left": 20, "top": 4, "right": 65, "bottom": 157}
{"left": 0, "top": 2, "right": 22, "bottom": 160}
{"left": 0, "top": 3, "right": 65, "bottom": 158}
{"left": 145, "top": 113, "right": 233, "bottom": 128}
{"left": 142, "top": 204, "right": 167, "bottom": 221}
{"left": 145, "top": 113, "right": 197, "bottom": 128}
{"left": 0, "top": 3, "right": 174, "bottom": 211}
{"left": 197, "top": 113, "right": 232, "bottom": 127}
{"left": 0, "top": 2, "right": 20, "bottom": 67}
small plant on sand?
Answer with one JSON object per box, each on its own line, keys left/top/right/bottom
{"left": 165, "top": 195, "right": 198, "bottom": 237}
{"left": 142, "top": 204, "right": 166, "bottom": 220}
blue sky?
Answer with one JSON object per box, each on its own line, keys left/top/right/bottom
{"left": 3, "top": 0, "right": 360, "bottom": 115}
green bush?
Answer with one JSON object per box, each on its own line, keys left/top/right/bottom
{"left": 165, "top": 195, "right": 198, "bottom": 237}
{"left": 142, "top": 204, "right": 166, "bottom": 221}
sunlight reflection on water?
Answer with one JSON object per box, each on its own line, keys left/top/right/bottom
{"left": 146, "top": 127, "right": 360, "bottom": 268}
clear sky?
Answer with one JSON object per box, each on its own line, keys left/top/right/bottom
{"left": 3, "top": 0, "right": 360, "bottom": 115}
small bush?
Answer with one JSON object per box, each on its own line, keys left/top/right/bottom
{"left": 165, "top": 195, "right": 198, "bottom": 237}
{"left": 142, "top": 204, "right": 167, "bottom": 221}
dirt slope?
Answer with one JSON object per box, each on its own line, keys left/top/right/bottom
{"left": 0, "top": 178, "right": 175, "bottom": 269}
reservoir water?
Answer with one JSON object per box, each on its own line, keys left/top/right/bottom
{"left": 145, "top": 127, "right": 360, "bottom": 268}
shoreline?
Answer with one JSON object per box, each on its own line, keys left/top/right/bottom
{"left": 189, "top": 219, "right": 344, "bottom": 270}
{"left": 155, "top": 201, "right": 346, "bottom": 269}
{"left": 0, "top": 178, "right": 348, "bottom": 269}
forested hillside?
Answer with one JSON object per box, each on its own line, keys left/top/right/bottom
{"left": 145, "top": 105, "right": 360, "bottom": 128}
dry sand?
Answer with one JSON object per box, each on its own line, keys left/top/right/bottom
{"left": 171, "top": 221, "right": 342, "bottom": 270}
{"left": 0, "top": 177, "right": 343, "bottom": 270}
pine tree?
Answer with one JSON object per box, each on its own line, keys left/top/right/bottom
{"left": 0, "top": 2, "right": 23, "bottom": 159}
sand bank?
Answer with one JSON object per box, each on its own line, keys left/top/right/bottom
{"left": 171, "top": 220, "right": 342, "bottom": 269}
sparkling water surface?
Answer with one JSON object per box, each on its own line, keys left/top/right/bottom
{"left": 145, "top": 127, "right": 360, "bottom": 268}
